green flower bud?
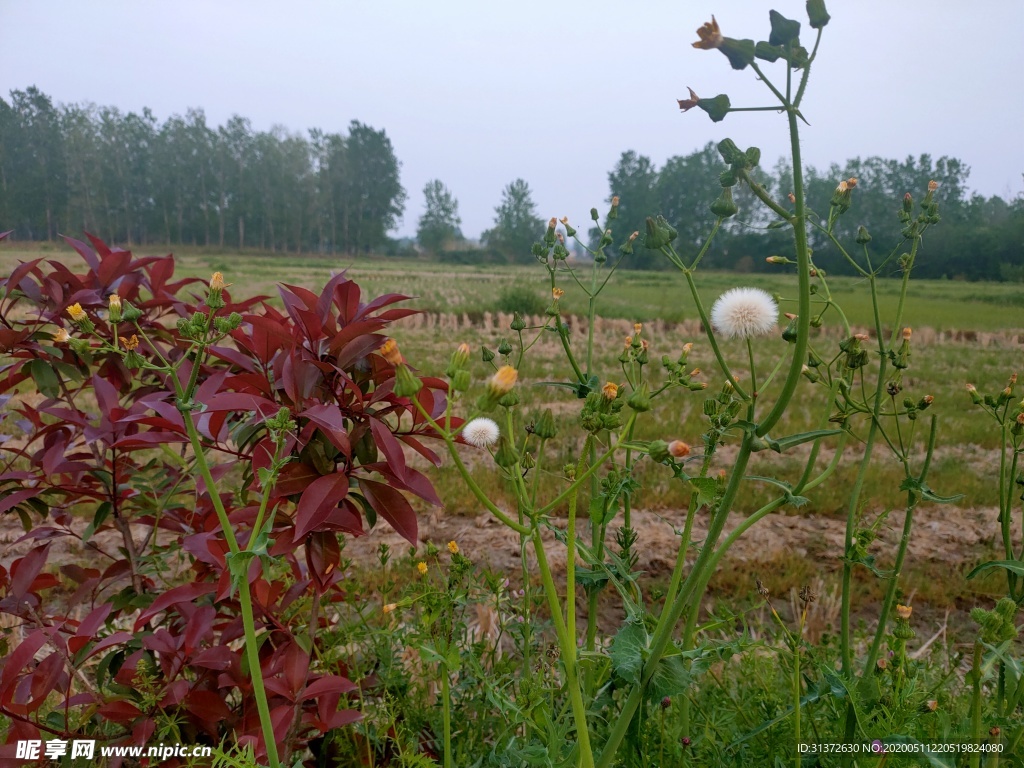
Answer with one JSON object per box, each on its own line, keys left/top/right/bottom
{"left": 534, "top": 408, "right": 558, "bottom": 440}
{"left": 451, "top": 369, "right": 471, "bottom": 392}
{"left": 710, "top": 187, "right": 738, "bottom": 218}
{"left": 719, "top": 168, "right": 737, "bottom": 187}
{"left": 497, "top": 338, "right": 513, "bottom": 356}
{"left": 590, "top": 207, "right": 600, "bottom": 222}
{"left": 608, "top": 196, "right": 620, "bottom": 220}
{"left": 697, "top": 94, "right": 731, "bottom": 123}
{"left": 531, "top": 242, "right": 548, "bottom": 258}
{"left": 498, "top": 389, "right": 520, "bottom": 408}
{"left": 768, "top": 11, "right": 801, "bottom": 47}
{"left": 520, "top": 451, "right": 535, "bottom": 470}
{"left": 782, "top": 315, "right": 799, "bottom": 343}
{"left": 494, "top": 437, "right": 519, "bottom": 468}
{"left": 121, "top": 348, "right": 143, "bottom": 369}
{"left": 647, "top": 440, "right": 670, "bottom": 463}
{"left": 902, "top": 192, "right": 914, "bottom": 214}
{"left": 120, "top": 301, "right": 143, "bottom": 323}
{"left": 544, "top": 217, "right": 557, "bottom": 247}
{"left": 806, "top": 0, "right": 831, "bottom": 29}
{"left": 717, "top": 138, "right": 746, "bottom": 166}
{"left": 745, "top": 146, "right": 761, "bottom": 168}
{"left": 718, "top": 37, "right": 756, "bottom": 70}
{"left": 481, "top": 345, "right": 495, "bottom": 363}
{"left": 644, "top": 216, "right": 670, "bottom": 250}
{"left": 856, "top": 226, "right": 872, "bottom": 244}
{"left": 560, "top": 217, "right": 576, "bottom": 238}
{"left": 627, "top": 383, "right": 652, "bottom": 412}
{"left": 393, "top": 364, "right": 423, "bottom": 398}
{"left": 754, "top": 41, "right": 785, "bottom": 62}
{"left": 510, "top": 312, "right": 526, "bottom": 332}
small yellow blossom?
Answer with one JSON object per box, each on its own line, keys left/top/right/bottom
{"left": 633, "top": 322, "right": 642, "bottom": 336}
{"left": 488, "top": 365, "right": 518, "bottom": 396}
{"left": 119, "top": 334, "right": 140, "bottom": 351}
{"left": 552, "top": 287, "right": 565, "bottom": 300}
{"left": 108, "top": 294, "right": 121, "bottom": 311}
{"left": 380, "top": 339, "right": 403, "bottom": 366}
{"left": 382, "top": 603, "right": 397, "bottom": 614}
{"left": 928, "top": 180, "right": 939, "bottom": 192}
{"left": 447, "top": 540, "right": 459, "bottom": 555}
{"left": 67, "top": 303, "right": 87, "bottom": 322}
{"left": 896, "top": 604, "right": 913, "bottom": 619}
{"left": 417, "top": 561, "right": 428, "bottom": 575}
{"left": 902, "top": 327, "right": 912, "bottom": 341}
{"left": 692, "top": 16, "right": 722, "bottom": 49}
{"left": 846, "top": 177, "right": 858, "bottom": 189}
{"left": 611, "top": 195, "right": 620, "bottom": 207}
{"left": 209, "top": 272, "right": 232, "bottom": 291}
{"left": 53, "top": 328, "right": 71, "bottom": 343}
{"left": 602, "top": 382, "right": 618, "bottom": 400}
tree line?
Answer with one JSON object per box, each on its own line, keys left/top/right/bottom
{"left": 0, "top": 87, "right": 404, "bottom": 253}
{"left": 3, "top": 86, "right": 1022, "bottom": 279}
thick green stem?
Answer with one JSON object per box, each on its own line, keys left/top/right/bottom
{"left": 596, "top": 441, "right": 753, "bottom": 768}
{"left": 531, "top": 529, "right": 594, "bottom": 768}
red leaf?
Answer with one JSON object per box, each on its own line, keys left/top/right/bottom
{"left": 60, "top": 234, "right": 100, "bottom": 271}
{"left": 370, "top": 418, "right": 407, "bottom": 482}
{"left": 9, "top": 543, "right": 51, "bottom": 598}
{"left": 0, "top": 629, "right": 49, "bottom": 703}
{"left": 302, "top": 674, "right": 356, "bottom": 700}
{"left": 98, "top": 699, "right": 142, "bottom": 723}
{"left": 135, "top": 582, "right": 216, "bottom": 629}
{"left": 185, "top": 689, "right": 233, "bottom": 723}
{"left": 294, "top": 472, "right": 350, "bottom": 540}
{"left": 302, "top": 403, "right": 351, "bottom": 457}
{"left": 357, "top": 478, "right": 417, "bottom": 544}
{"left": 305, "top": 532, "right": 340, "bottom": 593}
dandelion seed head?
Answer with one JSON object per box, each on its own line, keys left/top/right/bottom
{"left": 463, "top": 417, "right": 500, "bottom": 448}
{"left": 709, "top": 287, "right": 778, "bottom": 340}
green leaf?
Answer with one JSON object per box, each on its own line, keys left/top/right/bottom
{"left": 609, "top": 621, "right": 648, "bottom": 685}
{"left": 82, "top": 502, "right": 111, "bottom": 543}
{"left": 688, "top": 477, "right": 718, "bottom": 508}
{"left": 27, "top": 358, "right": 60, "bottom": 399}
{"left": 766, "top": 428, "right": 843, "bottom": 452}
{"left": 899, "top": 477, "right": 965, "bottom": 504}
{"left": 965, "top": 560, "right": 1024, "bottom": 581}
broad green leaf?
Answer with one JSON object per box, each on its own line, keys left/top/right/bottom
{"left": 609, "top": 621, "right": 647, "bottom": 685}
{"left": 28, "top": 358, "right": 60, "bottom": 399}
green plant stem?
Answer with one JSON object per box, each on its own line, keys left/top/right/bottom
{"left": 596, "top": 440, "right": 753, "bottom": 768}
{"left": 531, "top": 528, "right": 594, "bottom": 768}
{"left": 442, "top": 672, "right": 453, "bottom": 768}
{"left": 862, "top": 416, "right": 938, "bottom": 676}
{"left": 970, "top": 641, "right": 984, "bottom": 768}
{"left": 757, "top": 106, "right": 811, "bottom": 437}
{"left": 182, "top": 414, "right": 280, "bottom": 768}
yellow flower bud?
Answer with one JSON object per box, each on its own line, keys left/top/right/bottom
{"left": 380, "top": 339, "right": 403, "bottom": 366}
{"left": 53, "top": 328, "right": 71, "bottom": 343}
{"left": 488, "top": 366, "right": 518, "bottom": 397}
{"left": 210, "top": 272, "right": 231, "bottom": 291}
{"left": 602, "top": 382, "right": 619, "bottom": 400}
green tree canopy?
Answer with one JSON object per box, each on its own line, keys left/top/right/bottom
{"left": 483, "top": 178, "right": 543, "bottom": 262}
{"left": 417, "top": 179, "right": 462, "bottom": 253}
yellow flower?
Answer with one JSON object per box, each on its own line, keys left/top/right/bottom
{"left": 108, "top": 294, "right": 121, "bottom": 310}
{"left": 692, "top": 16, "right": 722, "bottom": 49}
{"left": 53, "top": 328, "right": 71, "bottom": 343}
{"left": 633, "top": 322, "right": 642, "bottom": 336}
{"left": 119, "top": 334, "right": 140, "bottom": 351}
{"left": 209, "top": 272, "right": 232, "bottom": 291}
{"left": 601, "top": 382, "right": 619, "bottom": 401}
{"left": 380, "top": 338, "right": 403, "bottom": 366}
{"left": 67, "top": 303, "right": 87, "bottom": 322}
{"left": 488, "top": 366, "right": 518, "bottom": 397}
{"left": 417, "top": 561, "right": 428, "bottom": 575}
{"left": 447, "top": 540, "right": 459, "bottom": 555}
{"left": 896, "top": 604, "right": 913, "bottom": 619}
{"left": 928, "top": 180, "right": 939, "bottom": 192}
{"left": 382, "top": 603, "right": 397, "bottom": 614}
{"left": 552, "top": 287, "right": 565, "bottom": 300}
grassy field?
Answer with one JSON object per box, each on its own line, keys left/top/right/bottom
{"left": 4, "top": 242, "right": 1022, "bottom": 606}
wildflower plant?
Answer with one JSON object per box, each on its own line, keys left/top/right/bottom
{"left": 411, "top": 3, "right": 994, "bottom": 766}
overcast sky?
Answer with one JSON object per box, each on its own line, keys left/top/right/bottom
{"left": 3, "top": 1, "right": 1022, "bottom": 241}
